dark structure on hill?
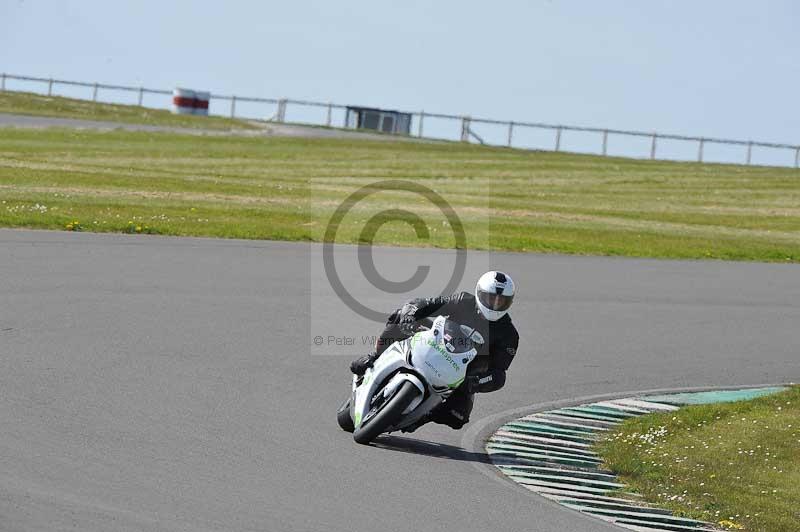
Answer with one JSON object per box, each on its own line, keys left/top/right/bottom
{"left": 345, "top": 106, "right": 412, "bottom": 135}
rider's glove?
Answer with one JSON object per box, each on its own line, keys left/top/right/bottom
{"left": 464, "top": 370, "right": 506, "bottom": 393}
{"left": 398, "top": 313, "right": 417, "bottom": 335}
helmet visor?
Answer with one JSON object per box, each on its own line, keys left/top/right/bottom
{"left": 478, "top": 290, "right": 514, "bottom": 312}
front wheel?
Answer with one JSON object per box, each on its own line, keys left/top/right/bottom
{"left": 353, "top": 381, "right": 420, "bottom": 445}
{"left": 337, "top": 397, "right": 354, "bottom": 433}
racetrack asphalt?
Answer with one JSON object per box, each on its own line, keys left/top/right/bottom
{"left": 1, "top": 229, "right": 798, "bottom": 531}
{"left": 0, "top": 112, "right": 424, "bottom": 141}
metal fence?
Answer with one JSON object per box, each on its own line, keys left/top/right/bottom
{"left": 2, "top": 72, "right": 798, "bottom": 168}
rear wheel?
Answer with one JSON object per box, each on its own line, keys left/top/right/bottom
{"left": 337, "top": 397, "right": 354, "bottom": 433}
{"left": 353, "top": 381, "right": 419, "bottom": 445}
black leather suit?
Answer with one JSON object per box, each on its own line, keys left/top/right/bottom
{"left": 374, "top": 291, "right": 520, "bottom": 429}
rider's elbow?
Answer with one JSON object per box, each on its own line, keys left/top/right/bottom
{"left": 491, "top": 370, "right": 506, "bottom": 391}
{"left": 478, "top": 370, "right": 506, "bottom": 393}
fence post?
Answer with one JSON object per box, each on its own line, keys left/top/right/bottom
{"left": 137, "top": 87, "right": 144, "bottom": 106}
{"left": 326, "top": 103, "right": 332, "bottom": 127}
{"left": 230, "top": 96, "right": 236, "bottom": 118}
{"left": 92, "top": 83, "right": 99, "bottom": 102}
{"left": 746, "top": 141, "right": 753, "bottom": 165}
{"left": 650, "top": 133, "right": 658, "bottom": 160}
{"left": 277, "top": 99, "right": 287, "bottom": 122}
{"left": 697, "top": 138, "right": 705, "bottom": 162}
{"left": 507, "top": 121, "right": 514, "bottom": 147}
{"left": 47, "top": 78, "right": 53, "bottom": 96}
{"left": 602, "top": 130, "right": 608, "bottom": 156}
{"left": 0, "top": 73, "right": 5, "bottom": 92}
{"left": 554, "top": 127, "right": 562, "bottom": 152}
{"left": 418, "top": 111, "right": 425, "bottom": 137}
{"left": 460, "top": 116, "right": 471, "bottom": 142}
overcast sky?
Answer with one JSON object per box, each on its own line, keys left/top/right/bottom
{"left": 2, "top": 1, "right": 798, "bottom": 165}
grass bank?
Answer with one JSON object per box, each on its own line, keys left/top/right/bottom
{"left": 0, "top": 91, "right": 256, "bottom": 130}
{"left": 596, "top": 386, "right": 800, "bottom": 531}
{"left": 1, "top": 125, "right": 799, "bottom": 261}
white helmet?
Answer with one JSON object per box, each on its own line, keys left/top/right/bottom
{"left": 475, "top": 271, "right": 515, "bottom": 321}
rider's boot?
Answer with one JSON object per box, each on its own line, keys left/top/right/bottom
{"left": 350, "top": 351, "right": 379, "bottom": 376}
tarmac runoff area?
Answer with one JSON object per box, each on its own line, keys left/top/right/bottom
{"left": 0, "top": 228, "right": 798, "bottom": 531}
{"left": 0, "top": 112, "right": 427, "bottom": 141}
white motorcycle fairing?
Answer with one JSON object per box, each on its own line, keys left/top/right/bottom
{"left": 350, "top": 316, "right": 478, "bottom": 432}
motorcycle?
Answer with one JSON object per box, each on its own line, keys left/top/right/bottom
{"left": 336, "top": 315, "right": 482, "bottom": 445}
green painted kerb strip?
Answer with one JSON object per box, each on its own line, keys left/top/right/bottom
{"left": 487, "top": 386, "right": 787, "bottom": 532}
{"left": 640, "top": 386, "right": 786, "bottom": 406}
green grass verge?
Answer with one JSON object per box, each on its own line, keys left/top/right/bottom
{"left": 1, "top": 125, "right": 799, "bottom": 261}
{"left": 0, "top": 91, "right": 257, "bottom": 130}
{"left": 596, "top": 386, "right": 800, "bottom": 531}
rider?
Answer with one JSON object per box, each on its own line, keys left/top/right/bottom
{"left": 350, "top": 271, "right": 519, "bottom": 430}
